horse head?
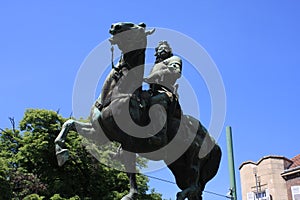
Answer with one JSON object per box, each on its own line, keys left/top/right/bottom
{"left": 109, "top": 22, "right": 155, "bottom": 55}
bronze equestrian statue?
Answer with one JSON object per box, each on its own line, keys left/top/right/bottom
{"left": 55, "top": 22, "right": 221, "bottom": 200}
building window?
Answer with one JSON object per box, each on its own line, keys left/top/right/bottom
{"left": 247, "top": 192, "right": 255, "bottom": 200}
{"left": 247, "top": 189, "right": 270, "bottom": 200}
{"left": 291, "top": 186, "right": 300, "bottom": 200}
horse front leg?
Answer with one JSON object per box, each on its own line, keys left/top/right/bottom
{"left": 122, "top": 172, "right": 138, "bottom": 200}
{"left": 55, "top": 119, "right": 76, "bottom": 166}
{"left": 120, "top": 150, "right": 138, "bottom": 200}
{"left": 54, "top": 119, "right": 97, "bottom": 166}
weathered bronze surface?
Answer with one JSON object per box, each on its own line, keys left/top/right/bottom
{"left": 55, "top": 22, "right": 221, "bottom": 200}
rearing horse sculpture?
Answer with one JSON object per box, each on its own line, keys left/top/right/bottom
{"left": 55, "top": 22, "right": 221, "bottom": 200}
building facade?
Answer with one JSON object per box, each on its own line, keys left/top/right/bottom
{"left": 282, "top": 155, "right": 300, "bottom": 200}
{"left": 239, "top": 154, "right": 300, "bottom": 200}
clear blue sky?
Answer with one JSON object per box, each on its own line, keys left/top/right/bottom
{"left": 1, "top": 1, "right": 300, "bottom": 199}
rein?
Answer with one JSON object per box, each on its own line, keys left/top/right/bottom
{"left": 111, "top": 45, "right": 116, "bottom": 70}
{"left": 96, "top": 45, "right": 145, "bottom": 112}
{"left": 110, "top": 45, "right": 145, "bottom": 80}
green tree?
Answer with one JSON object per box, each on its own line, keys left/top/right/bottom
{"left": 0, "top": 156, "right": 12, "bottom": 200}
{"left": 0, "top": 127, "right": 22, "bottom": 200}
{"left": 23, "top": 194, "right": 45, "bottom": 200}
{"left": 0, "top": 109, "right": 162, "bottom": 200}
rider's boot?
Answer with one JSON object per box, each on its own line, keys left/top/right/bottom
{"left": 147, "top": 124, "right": 168, "bottom": 147}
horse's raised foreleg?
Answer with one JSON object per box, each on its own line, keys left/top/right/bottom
{"left": 54, "top": 119, "right": 98, "bottom": 166}
{"left": 55, "top": 119, "right": 75, "bottom": 166}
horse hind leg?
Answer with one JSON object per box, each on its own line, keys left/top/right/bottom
{"left": 177, "top": 184, "right": 202, "bottom": 200}
{"left": 185, "top": 145, "right": 221, "bottom": 200}
{"left": 176, "top": 158, "right": 204, "bottom": 200}
{"left": 199, "top": 144, "right": 222, "bottom": 188}
{"left": 188, "top": 191, "right": 203, "bottom": 200}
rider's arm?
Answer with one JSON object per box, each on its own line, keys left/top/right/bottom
{"left": 164, "top": 56, "right": 182, "bottom": 79}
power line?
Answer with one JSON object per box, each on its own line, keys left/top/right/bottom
{"left": 204, "top": 190, "right": 231, "bottom": 199}
{"left": 97, "top": 160, "right": 230, "bottom": 198}
{"left": 143, "top": 173, "right": 231, "bottom": 199}
{"left": 143, "top": 174, "right": 177, "bottom": 185}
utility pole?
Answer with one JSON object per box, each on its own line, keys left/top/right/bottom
{"left": 226, "top": 126, "right": 237, "bottom": 200}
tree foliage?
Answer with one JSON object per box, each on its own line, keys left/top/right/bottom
{"left": 0, "top": 109, "right": 162, "bottom": 200}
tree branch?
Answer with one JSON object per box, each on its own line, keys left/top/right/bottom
{"left": 0, "top": 127, "right": 10, "bottom": 134}
{"left": 9, "top": 117, "right": 16, "bottom": 133}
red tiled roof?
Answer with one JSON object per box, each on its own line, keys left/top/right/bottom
{"left": 290, "top": 154, "right": 300, "bottom": 168}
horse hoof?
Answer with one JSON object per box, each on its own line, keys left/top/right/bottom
{"left": 56, "top": 148, "right": 69, "bottom": 166}
{"left": 120, "top": 197, "right": 133, "bottom": 200}
{"left": 120, "top": 196, "right": 134, "bottom": 200}
{"left": 176, "top": 192, "right": 185, "bottom": 200}
{"left": 120, "top": 192, "right": 138, "bottom": 200}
